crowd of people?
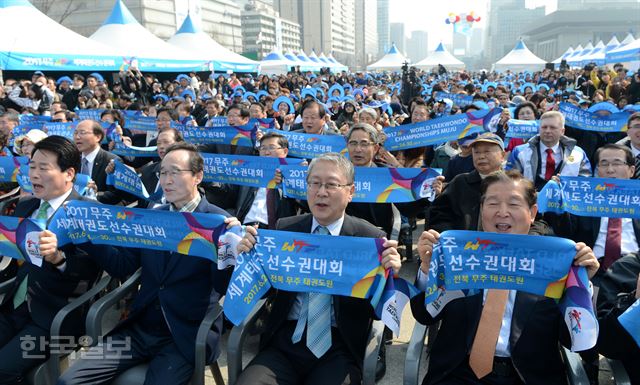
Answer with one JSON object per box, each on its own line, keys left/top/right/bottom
{"left": 0, "top": 62, "right": 638, "bottom": 385}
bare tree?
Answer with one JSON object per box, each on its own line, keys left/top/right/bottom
{"left": 32, "top": 0, "right": 86, "bottom": 24}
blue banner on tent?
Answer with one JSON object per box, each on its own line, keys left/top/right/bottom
{"left": 280, "top": 165, "right": 441, "bottom": 203}
{"left": 537, "top": 177, "right": 640, "bottom": 218}
{"left": 559, "top": 102, "right": 630, "bottom": 133}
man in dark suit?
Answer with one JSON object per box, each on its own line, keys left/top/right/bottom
{"left": 547, "top": 144, "right": 640, "bottom": 273}
{"left": 58, "top": 142, "right": 238, "bottom": 385}
{"left": 230, "top": 132, "right": 297, "bottom": 228}
{"left": 411, "top": 170, "right": 599, "bottom": 385}
{"left": 0, "top": 136, "right": 101, "bottom": 384}
{"left": 284, "top": 100, "right": 339, "bottom": 135}
{"left": 616, "top": 112, "right": 640, "bottom": 179}
{"left": 73, "top": 119, "right": 125, "bottom": 205}
{"left": 138, "top": 128, "right": 184, "bottom": 208}
{"left": 235, "top": 153, "right": 401, "bottom": 385}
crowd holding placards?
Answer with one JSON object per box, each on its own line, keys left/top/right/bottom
{"left": 0, "top": 63, "right": 638, "bottom": 384}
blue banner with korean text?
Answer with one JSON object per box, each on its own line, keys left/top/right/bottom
{"left": 76, "top": 109, "right": 105, "bottom": 121}
{"left": 505, "top": 119, "right": 539, "bottom": 139}
{"left": 559, "top": 102, "right": 630, "bottom": 133}
{"left": 383, "top": 108, "right": 501, "bottom": 151}
{"left": 106, "top": 160, "right": 162, "bottom": 202}
{"left": 425, "top": 230, "right": 597, "bottom": 351}
{"left": 280, "top": 165, "right": 441, "bottom": 203}
{"left": 264, "top": 129, "right": 347, "bottom": 159}
{"left": 618, "top": 299, "right": 640, "bottom": 348}
{"left": 111, "top": 141, "right": 159, "bottom": 158}
{"left": 537, "top": 177, "right": 640, "bottom": 218}
{"left": 174, "top": 122, "right": 257, "bottom": 147}
{"left": 223, "top": 229, "right": 417, "bottom": 335}
{"left": 201, "top": 154, "right": 303, "bottom": 188}
{"left": 434, "top": 92, "right": 474, "bottom": 107}
{"left": 48, "top": 201, "right": 241, "bottom": 263}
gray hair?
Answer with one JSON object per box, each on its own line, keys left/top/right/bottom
{"left": 307, "top": 153, "right": 354, "bottom": 184}
{"left": 359, "top": 107, "right": 378, "bottom": 121}
{"left": 540, "top": 110, "right": 565, "bottom": 127}
{"left": 346, "top": 123, "right": 378, "bottom": 144}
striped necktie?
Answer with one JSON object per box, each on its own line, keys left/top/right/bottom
{"left": 291, "top": 225, "right": 332, "bottom": 358}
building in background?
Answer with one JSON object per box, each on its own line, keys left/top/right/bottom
{"left": 524, "top": 2, "right": 640, "bottom": 61}
{"left": 406, "top": 30, "right": 428, "bottom": 63}
{"left": 377, "top": 0, "right": 390, "bottom": 57}
{"left": 241, "top": 0, "right": 301, "bottom": 59}
{"left": 274, "top": 0, "right": 356, "bottom": 67}
{"left": 484, "top": 0, "right": 545, "bottom": 64}
{"left": 33, "top": 0, "right": 243, "bottom": 53}
{"left": 390, "top": 22, "right": 406, "bottom": 55}
{"left": 355, "top": 0, "right": 378, "bottom": 70}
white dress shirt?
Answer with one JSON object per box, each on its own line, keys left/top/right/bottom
{"left": 592, "top": 217, "right": 639, "bottom": 258}
{"left": 82, "top": 146, "right": 101, "bottom": 178}
{"left": 539, "top": 142, "right": 561, "bottom": 179}
{"left": 243, "top": 188, "right": 268, "bottom": 226}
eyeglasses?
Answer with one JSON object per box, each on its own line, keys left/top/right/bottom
{"left": 259, "top": 145, "right": 283, "bottom": 152}
{"left": 347, "top": 140, "right": 375, "bottom": 148}
{"left": 74, "top": 131, "right": 93, "bottom": 137}
{"left": 156, "top": 169, "right": 193, "bottom": 178}
{"left": 51, "top": 118, "right": 65, "bottom": 123}
{"left": 597, "top": 161, "right": 629, "bottom": 168}
{"left": 307, "top": 181, "right": 352, "bottom": 192}
{"left": 629, "top": 125, "right": 640, "bottom": 130}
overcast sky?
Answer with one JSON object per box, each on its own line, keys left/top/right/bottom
{"left": 388, "top": 0, "right": 556, "bottom": 49}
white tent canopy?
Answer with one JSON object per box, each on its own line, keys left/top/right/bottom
{"left": 494, "top": 40, "right": 546, "bottom": 73}
{"left": 90, "top": 0, "right": 208, "bottom": 71}
{"left": 580, "top": 40, "right": 605, "bottom": 66}
{"left": 414, "top": 42, "right": 465, "bottom": 71}
{"left": 167, "top": 13, "right": 257, "bottom": 72}
{"left": 0, "top": 0, "right": 121, "bottom": 71}
{"left": 568, "top": 41, "right": 594, "bottom": 66}
{"left": 328, "top": 53, "right": 348, "bottom": 72}
{"left": 259, "top": 50, "right": 296, "bottom": 75}
{"left": 607, "top": 37, "right": 640, "bottom": 69}
{"left": 553, "top": 46, "right": 574, "bottom": 65}
{"left": 366, "top": 44, "right": 408, "bottom": 71}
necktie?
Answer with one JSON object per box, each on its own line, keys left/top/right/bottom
{"left": 633, "top": 154, "right": 640, "bottom": 180}
{"left": 468, "top": 289, "right": 509, "bottom": 379}
{"left": 291, "top": 225, "right": 332, "bottom": 358}
{"left": 80, "top": 157, "right": 90, "bottom": 176}
{"left": 544, "top": 148, "right": 556, "bottom": 181}
{"left": 602, "top": 218, "right": 622, "bottom": 271}
{"left": 266, "top": 189, "right": 277, "bottom": 230}
{"left": 13, "top": 201, "right": 51, "bottom": 309}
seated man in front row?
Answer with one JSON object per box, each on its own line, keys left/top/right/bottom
{"left": 411, "top": 170, "right": 599, "bottom": 385}
{"left": 58, "top": 143, "right": 238, "bottom": 385}
{"left": 236, "top": 153, "right": 401, "bottom": 385}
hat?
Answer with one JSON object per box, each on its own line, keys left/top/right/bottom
{"left": 154, "top": 94, "right": 169, "bottom": 103}
{"left": 33, "top": 71, "right": 44, "bottom": 77}
{"left": 14, "top": 129, "right": 48, "bottom": 156}
{"left": 88, "top": 72, "right": 104, "bottom": 82}
{"left": 511, "top": 95, "right": 526, "bottom": 106}
{"left": 56, "top": 76, "right": 72, "bottom": 85}
{"left": 470, "top": 132, "right": 504, "bottom": 150}
{"left": 180, "top": 89, "right": 195, "bottom": 100}
{"left": 176, "top": 74, "right": 189, "bottom": 82}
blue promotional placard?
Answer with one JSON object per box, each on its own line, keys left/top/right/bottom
{"left": 618, "top": 299, "right": 640, "bottom": 348}
{"left": 49, "top": 201, "right": 240, "bottom": 263}
{"left": 201, "top": 154, "right": 303, "bottom": 188}
{"left": 42, "top": 122, "right": 77, "bottom": 139}
{"left": 111, "top": 141, "right": 159, "bottom": 158}
{"left": 425, "top": 230, "right": 597, "bottom": 351}
{"left": 434, "top": 92, "right": 474, "bottom": 107}
{"left": 537, "top": 177, "right": 640, "bottom": 218}
{"left": 506, "top": 119, "right": 539, "bottom": 139}
{"left": 175, "top": 122, "right": 257, "bottom": 147}
{"left": 76, "top": 109, "right": 106, "bottom": 121}
{"left": 106, "top": 160, "right": 162, "bottom": 202}
{"left": 383, "top": 108, "right": 501, "bottom": 151}
{"left": 280, "top": 165, "right": 441, "bottom": 203}
{"left": 122, "top": 112, "right": 157, "bottom": 132}
{"left": 559, "top": 102, "right": 630, "bottom": 133}
{"left": 19, "top": 115, "right": 51, "bottom": 125}
{"left": 265, "top": 129, "right": 347, "bottom": 159}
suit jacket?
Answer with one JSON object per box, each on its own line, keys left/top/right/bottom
{"left": 546, "top": 213, "right": 640, "bottom": 251}
{"left": 259, "top": 213, "right": 385, "bottom": 368}
{"left": 137, "top": 161, "right": 161, "bottom": 208}
{"left": 90, "top": 148, "right": 126, "bottom": 205}
{"left": 230, "top": 185, "right": 297, "bottom": 227}
{"left": 0, "top": 191, "right": 101, "bottom": 335}
{"left": 94, "top": 197, "right": 233, "bottom": 364}
{"left": 410, "top": 289, "right": 570, "bottom": 385}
